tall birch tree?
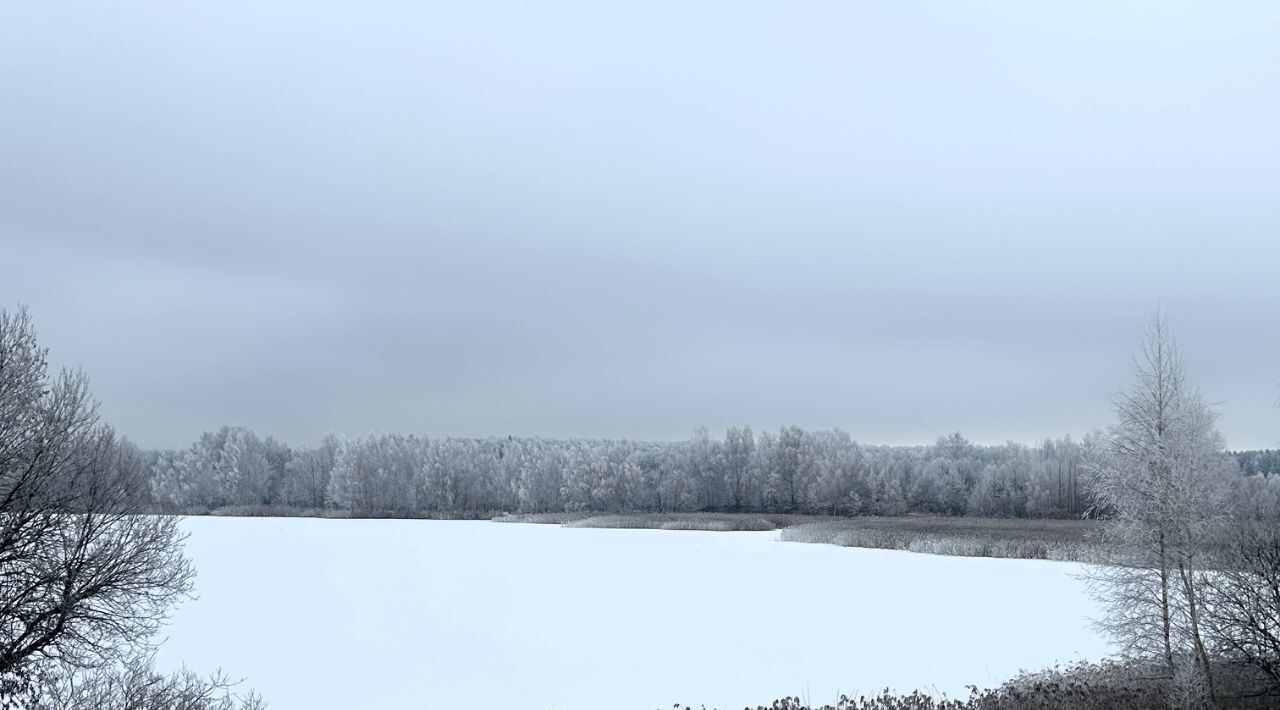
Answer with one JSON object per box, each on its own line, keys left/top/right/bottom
{"left": 1085, "top": 313, "right": 1234, "bottom": 691}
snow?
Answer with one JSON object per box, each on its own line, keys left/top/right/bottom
{"left": 156, "top": 518, "right": 1111, "bottom": 710}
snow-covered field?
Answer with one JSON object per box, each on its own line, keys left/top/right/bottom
{"left": 157, "top": 518, "right": 1110, "bottom": 710}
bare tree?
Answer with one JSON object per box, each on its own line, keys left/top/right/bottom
{"left": 33, "top": 651, "right": 266, "bottom": 710}
{"left": 0, "top": 306, "right": 194, "bottom": 676}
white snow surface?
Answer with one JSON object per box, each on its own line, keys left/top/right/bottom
{"left": 156, "top": 518, "right": 1111, "bottom": 710}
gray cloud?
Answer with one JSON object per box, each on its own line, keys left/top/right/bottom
{"left": 2, "top": 1, "right": 1278, "bottom": 449}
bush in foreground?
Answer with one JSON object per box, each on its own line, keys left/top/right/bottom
{"left": 669, "top": 661, "right": 1277, "bottom": 710}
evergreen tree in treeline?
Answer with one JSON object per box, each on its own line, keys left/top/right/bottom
{"left": 142, "top": 424, "right": 1142, "bottom": 518}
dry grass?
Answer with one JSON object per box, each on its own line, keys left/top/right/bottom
{"left": 495, "top": 512, "right": 1103, "bottom": 561}
{"left": 781, "top": 516, "right": 1102, "bottom": 562}
{"left": 562, "top": 512, "right": 820, "bottom": 532}
{"left": 490, "top": 512, "right": 596, "bottom": 525}
{"left": 495, "top": 511, "right": 828, "bottom": 531}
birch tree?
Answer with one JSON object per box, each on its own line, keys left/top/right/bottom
{"left": 1085, "top": 313, "right": 1234, "bottom": 690}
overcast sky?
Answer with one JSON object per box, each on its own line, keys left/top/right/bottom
{"left": 2, "top": 2, "right": 1278, "bottom": 451}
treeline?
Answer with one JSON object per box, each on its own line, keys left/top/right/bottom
{"left": 1233, "top": 449, "right": 1280, "bottom": 477}
{"left": 147, "top": 426, "right": 1108, "bottom": 518}
{"left": 145, "top": 428, "right": 1280, "bottom": 520}
{"left": 145, "top": 427, "right": 1280, "bottom": 521}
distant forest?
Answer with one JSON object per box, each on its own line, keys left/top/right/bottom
{"left": 1234, "top": 448, "right": 1280, "bottom": 477}
{"left": 136, "top": 426, "right": 1280, "bottom": 519}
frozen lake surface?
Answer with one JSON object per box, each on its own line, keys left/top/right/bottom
{"left": 157, "top": 518, "right": 1110, "bottom": 710}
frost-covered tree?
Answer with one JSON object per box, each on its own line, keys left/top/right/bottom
{"left": 326, "top": 434, "right": 425, "bottom": 515}
{"left": 219, "top": 427, "right": 272, "bottom": 506}
{"left": 1025, "top": 436, "right": 1085, "bottom": 517}
{"left": 1085, "top": 314, "right": 1236, "bottom": 688}
{"left": 622, "top": 444, "right": 672, "bottom": 512}
{"left": 966, "top": 444, "right": 1032, "bottom": 517}
{"left": 282, "top": 434, "right": 338, "bottom": 508}
{"left": 806, "top": 429, "right": 867, "bottom": 515}
{"left": 261, "top": 435, "right": 292, "bottom": 505}
{"left": 768, "top": 427, "right": 806, "bottom": 512}
{"left": 149, "top": 450, "right": 188, "bottom": 510}
{"left": 557, "top": 439, "right": 629, "bottom": 512}
{"left": 148, "top": 427, "right": 276, "bottom": 509}
{"left": 723, "top": 426, "right": 755, "bottom": 511}
{"left": 861, "top": 447, "right": 908, "bottom": 516}
{"left": 688, "top": 426, "right": 725, "bottom": 511}
{"left": 515, "top": 439, "right": 563, "bottom": 513}
{"left": 423, "top": 437, "right": 486, "bottom": 512}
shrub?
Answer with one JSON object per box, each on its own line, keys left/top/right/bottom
{"left": 666, "top": 660, "right": 1278, "bottom": 710}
